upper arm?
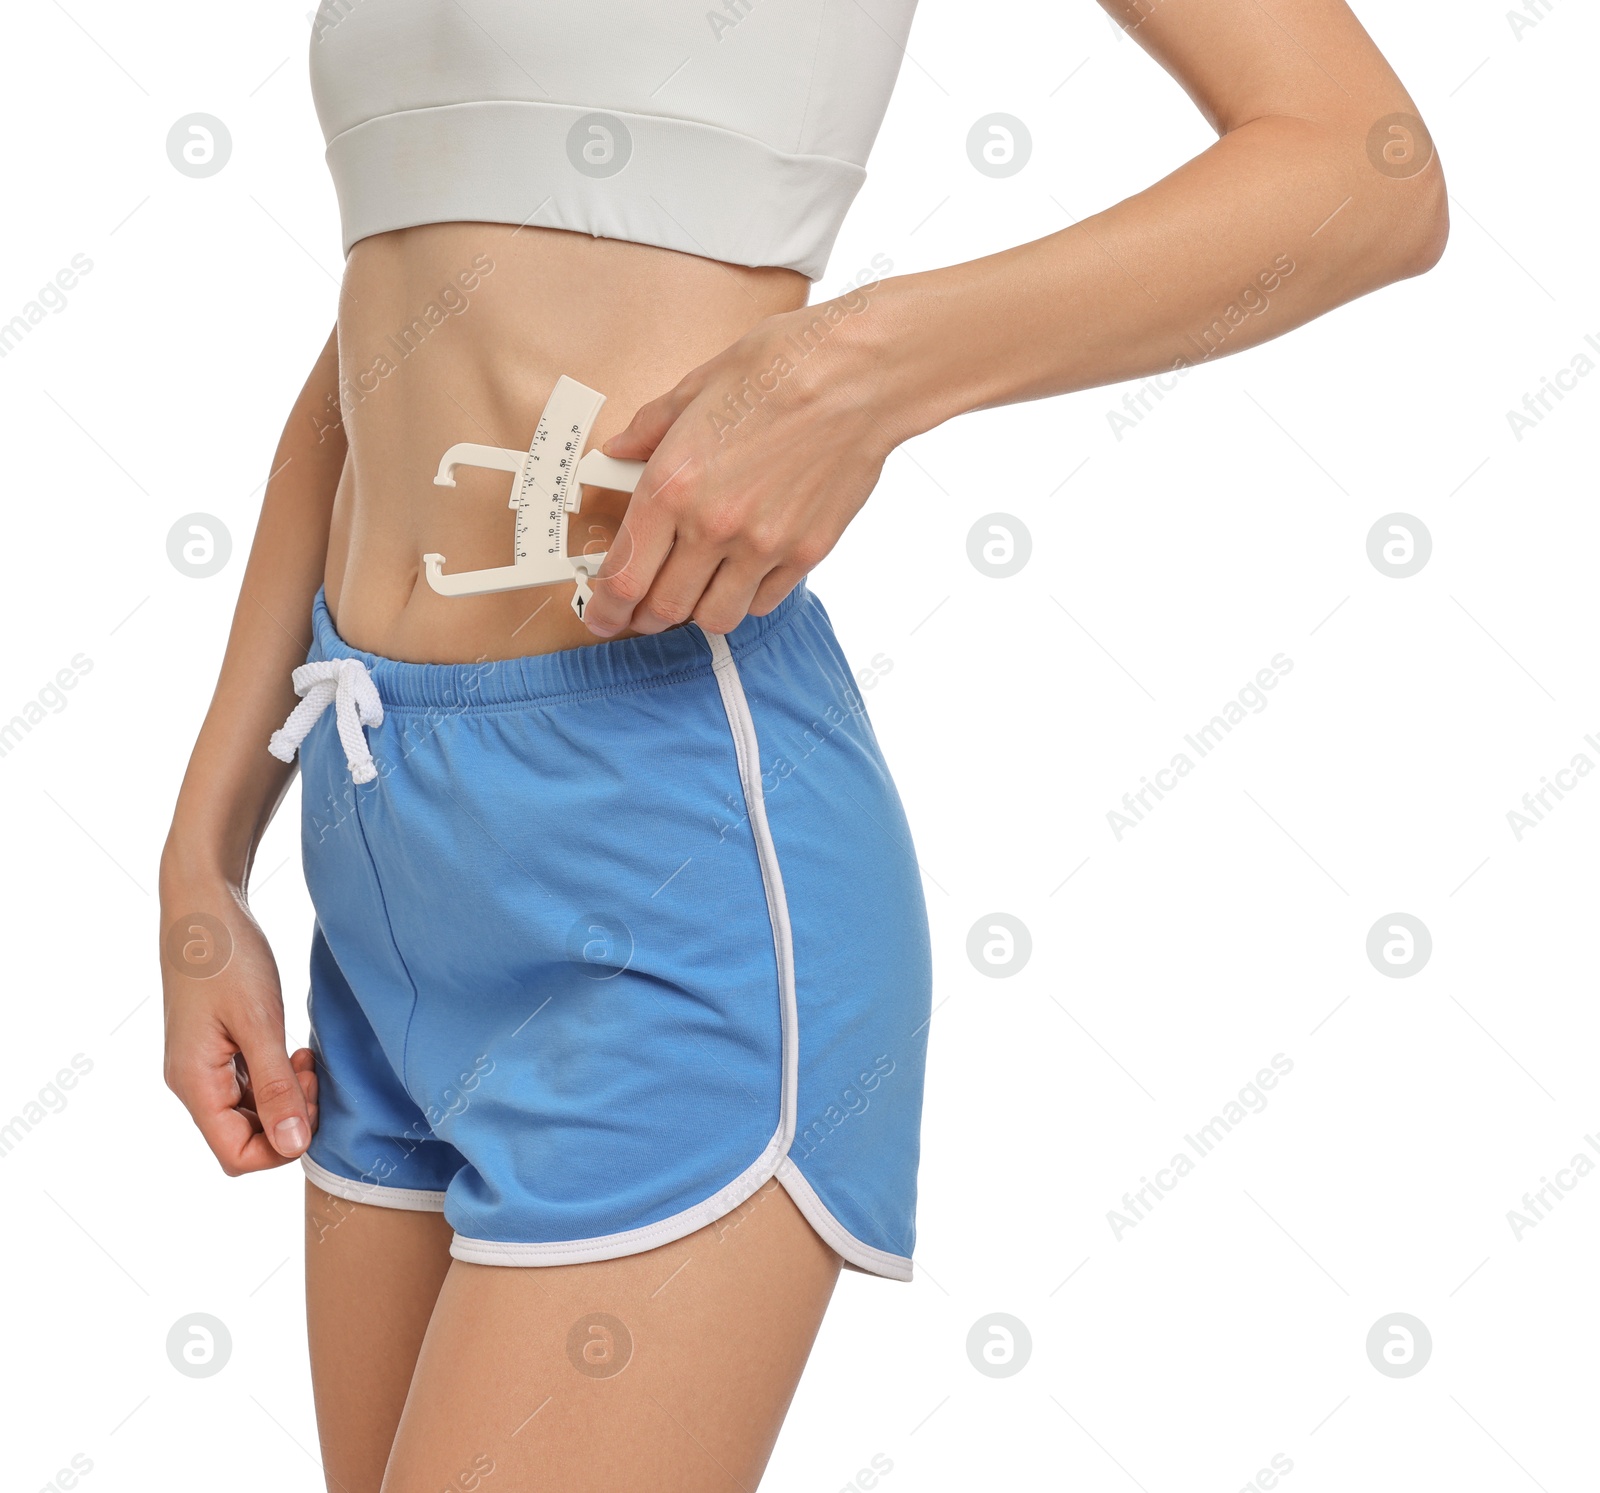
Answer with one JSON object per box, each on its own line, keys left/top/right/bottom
{"left": 1096, "top": 0, "right": 1447, "bottom": 272}
{"left": 1096, "top": 0, "right": 1428, "bottom": 137}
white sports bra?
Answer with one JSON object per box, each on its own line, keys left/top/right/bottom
{"left": 308, "top": 0, "right": 918, "bottom": 280}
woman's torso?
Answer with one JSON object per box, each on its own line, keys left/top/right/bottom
{"left": 308, "top": 0, "right": 921, "bottom": 662}
{"left": 324, "top": 223, "right": 808, "bottom": 663}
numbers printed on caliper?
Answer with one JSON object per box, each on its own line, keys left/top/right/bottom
{"left": 516, "top": 414, "right": 587, "bottom": 564}
{"left": 422, "top": 376, "right": 643, "bottom": 615}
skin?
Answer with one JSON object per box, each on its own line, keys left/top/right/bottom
{"left": 306, "top": 1178, "right": 840, "bottom": 1492}
{"left": 583, "top": 0, "right": 1449, "bottom": 638}
{"left": 159, "top": 2, "right": 1447, "bottom": 1487}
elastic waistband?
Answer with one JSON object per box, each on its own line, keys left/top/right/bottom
{"left": 308, "top": 582, "right": 811, "bottom": 710}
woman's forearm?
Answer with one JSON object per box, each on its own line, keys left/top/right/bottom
{"left": 854, "top": 104, "right": 1447, "bottom": 443}
{"left": 575, "top": 0, "right": 1455, "bottom": 645}
{"left": 161, "top": 324, "right": 346, "bottom": 894}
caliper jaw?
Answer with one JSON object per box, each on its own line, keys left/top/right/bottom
{"left": 420, "top": 377, "right": 644, "bottom": 616}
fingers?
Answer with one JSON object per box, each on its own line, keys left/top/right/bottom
{"left": 582, "top": 460, "right": 690, "bottom": 637}
{"left": 690, "top": 559, "right": 773, "bottom": 635}
{"left": 747, "top": 564, "right": 809, "bottom": 618}
{"left": 289, "top": 1045, "right": 320, "bottom": 1114}
{"left": 601, "top": 381, "right": 697, "bottom": 462}
{"left": 170, "top": 1043, "right": 279, "bottom": 1176}
{"left": 585, "top": 469, "right": 812, "bottom": 637}
{"left": 168, "top": 1027, "right": 321, "bottom": 1177}
{"left": 583, "top": 520, "right": 676, "bottom": 637}
{"left": 622, "top": 546, "right": 728, "bottom": 636}
{"left": 236, "top": 1028, "right": 316, "bottom": 1160}
{"left": 584, "top": 329, "right": 858, "bottom": 638}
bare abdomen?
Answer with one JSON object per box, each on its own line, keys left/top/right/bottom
{"left": 324, "top": 221, "right": 807, "bottom": 664}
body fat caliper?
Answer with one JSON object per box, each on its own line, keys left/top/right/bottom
{"left": 422, "top": 375, "right": 646, "bottom": 619}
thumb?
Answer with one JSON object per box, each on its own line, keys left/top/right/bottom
{"left": 239, "top": 1029, "right": 313, "bottom": 1158}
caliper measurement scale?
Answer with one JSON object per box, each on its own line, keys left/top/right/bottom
{"left": 422, "top": 375, "right": 645, "bottom": 618}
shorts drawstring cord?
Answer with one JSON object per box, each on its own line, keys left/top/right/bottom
{"left": 268, "top": 658, "right": 385, "bottom": 784}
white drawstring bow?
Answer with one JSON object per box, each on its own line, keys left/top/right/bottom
{"left": 268, "top": 658, "right": 385, "bottom": 784}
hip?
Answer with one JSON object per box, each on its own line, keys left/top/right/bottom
{"left": 289, "top": 578, "right": 930, "bottom": 1003}
{"left": 283, "top": 577, "right": 933, "bottom": 1274}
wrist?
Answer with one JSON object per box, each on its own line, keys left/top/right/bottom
{"left": 160, "top": 830, "right": 251, "bottom": 903}
{"left": 829, "top": 269, "right": 981, "bottom": 447}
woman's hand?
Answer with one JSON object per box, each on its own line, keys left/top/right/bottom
{"left": 580, "top": 0, "right": 1449, "bottom": 636}
{"left": 581, "top": 288, "right": 898, "bottom": 638}
{"left": 160, "top": 882, "right": 318, "bottom": 1174}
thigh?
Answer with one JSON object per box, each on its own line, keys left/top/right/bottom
{"left": 305, "top": 1181, "right": 457, "bottom": 1493}
{"left": 380, "top": 1178, "right": 842, "bottom": 1493}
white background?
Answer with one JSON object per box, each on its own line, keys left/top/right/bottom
{"left": 2, "top": 1, "right": 1595, "bottom": 1489}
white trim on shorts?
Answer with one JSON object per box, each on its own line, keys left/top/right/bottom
{"left": 301, "top": 628, "right": 913, "bottom": 1281}
{"left": 302, "top": 1152, "right": 447, "bottom": 1212}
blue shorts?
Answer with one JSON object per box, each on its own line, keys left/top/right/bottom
{"left": 283, "top": 582, "right": 932, "bottom": 1280}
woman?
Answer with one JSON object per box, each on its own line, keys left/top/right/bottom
{"left": 159, "top": 1, "right": 1446, "bottom": 1488}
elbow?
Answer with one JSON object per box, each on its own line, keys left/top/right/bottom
{"left": 1393, "top": 159, "right": 1450, "bottom": 280}
{"left": 1368, "top": 109, "right": 1450, "bottom": 282}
